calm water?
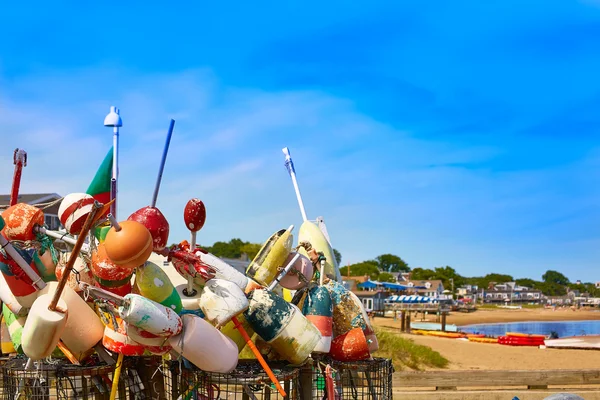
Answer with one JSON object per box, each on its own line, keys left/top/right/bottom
{"left": 461, "top": 320, "right": 600, "bottom": 338}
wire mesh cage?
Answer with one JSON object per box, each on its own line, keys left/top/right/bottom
{"left": 164, "top": 359, "right": 301, "bottom": 400}
{"left": 1, "top": 355, "right": 155, "bottom": 399}
{"left": 310, "top": 357, "right": 394, "bottom": 400}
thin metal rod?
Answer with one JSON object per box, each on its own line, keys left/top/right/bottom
{"left": 282, "top": 147, "right": 308, "bottom": 222}
{"left": 111, "top": 127, "right": 119, "bottom": 218}
{"left": 151, "top": 119, "right": 175, "bottom": 208}
{"left": 107, "top": 214, "right": 121, "bottom": 231}
{"left": 267, "top": 252, "right": 300, "bottom": 291}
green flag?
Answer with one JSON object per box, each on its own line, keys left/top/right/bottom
{"left": 86, "top": 147, "right": 113, "bottom": 204}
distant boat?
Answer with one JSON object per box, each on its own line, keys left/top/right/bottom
{"left": 544, "top": 336, "right": 600, "bottom": 350}
{"left": 410, "top": 322, "right": 458, "bottom": 332}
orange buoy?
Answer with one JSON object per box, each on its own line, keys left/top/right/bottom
{"left": 103, "top": 221, "right": 153, "bottom": 269}
{"left": 1, "top": 203, "right": 44, "bottom": 241}
{"left": 330, "top": 328, "right": 370, "bottom": 361}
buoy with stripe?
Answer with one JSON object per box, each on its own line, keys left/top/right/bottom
{"left": 102, "top": 317, "right": 152, "bottom": 356}
{"left": 125, "top": 323, "right": 171, "bottom": 355}
{"left": 0, "top": 245, "right": 40, "bottom": 310}
{"left": 302, "top": 285, "right": 333, "bottom": 353}
{"left": 58, "top": 193, "right": 96, "bottom": 235}
{"left": 0, "top": 270, "right": 29, "bottom": 316}
{"left": 91, "top": 243, "right": 134, "bottom": 296}
{"left": 1, "top": 203, "right": 44, "bottom": 242}
{"left": 244, "top": 288, "right": 321, "bottom": 365}
{"left": 246, "top": 226, "right": 294, "bottom": 287}
{"left": 135, "top": 261, "right": 182, "bottom": 313}
{"left": 168, "top": 314, "right": 238, "bottom": 373}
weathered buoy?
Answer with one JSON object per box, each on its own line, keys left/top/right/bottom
{"left": 194, "top": 248, "right": 248, "bottom": 290}
{"left": 104, "top": 220, "right": 153, "bottom": 269}
{"left": 1, "top": 203, "right": 44, "bottom": 241}
{"left": 55, "top": 254, "right": 95, "bottom": 293}
{"left": 91, "top": 243, "right": 134, "bottom": 288}
{"left": 220, "top": 313, "right": 256, "bottom": 353}
{"left": 0, "top": 270, "right": 30, "bottom": 316}
{"left": 0, "top": 246, "right": 39, "bottom": 310}
{"left": 33, "top": 248, "right": 58, "bottom": 282}
{"left": 183, "top": 198, "right": 206, "bottom": 233}
{"left": 136, "top": 262, "right": 182, "bottom": 313}
{"left": 324, "top": 280, "right": 367, "bottom": 336}
{"left": 352, "top": 291, "right": 379, "bottom": 353}
{"left": 298, "top": 221, "right": 340, "bottom": 281}
{"left": 125, "top": 323, "right": 171, "bottom": 355}
{"left": 198, "top": 279, "right": 249, "bottom": 327}
{"left": 119, "top": 294, "right": 182, "bottom": 337}
{"left": 168, "top": 314, "right": 238, "bottom": 373}
{"left": 102, "top": 318, "right": 150, "bottom": 356}
{"left": 127, "top": 206, "right": 170, "bottom": 252}
{"left": 330, "top": 327, "right": 370, "bottom": 361}
{"left": 21, "top": 293, "right": 68, "bottom": 360}
{"left": 38, "top": 282, "right": 105, "bottom": 360}
{"left": 1, "top": 315, "right": 15, "bottom": 354}
{"left": 58, "top": 193, "right": 96, "bottom": 235}
{"left": 2, "top": 304, "right": 25, "bottom": 353}
{"left": 246, "top": 226, "right": 294, "bottom": 287}
{"left": 278, "top": 252, "right": 313, "bottom": 290}
{"left": 244, "top": 289, "right": 321, "bottom": 365}
{"left": 302, "top": 285, "right": 333, "bottom": 353}
{"left": 175, "top": 283, "right": 203, "bottom": 311}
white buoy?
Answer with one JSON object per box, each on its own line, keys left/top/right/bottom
{"left": 119, "top": 294, "right": 182, "bottom": 337}
{"left": 21, "top": 294, "right": 68, "bottom": 360}
{"left": 198, "top": 279, "right": 249, "bottom": 328}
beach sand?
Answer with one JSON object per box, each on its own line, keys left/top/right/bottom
{"left": 373, "top": 307, "right": 600, "bottom": 371}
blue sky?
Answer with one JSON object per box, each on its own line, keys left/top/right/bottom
{"left": 1, "top": 1, "right": 600, "bottom": 281}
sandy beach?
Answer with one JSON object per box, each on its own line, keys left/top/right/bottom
{"left": 374, "top": 307, "right": 600, "bottom": 371}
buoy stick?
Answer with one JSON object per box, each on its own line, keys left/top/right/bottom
{"left": 49, "top": 201, "right": 103, "bottom": 311}
{"left": 106, "top": 214, "right": 121, "bottom": 231}
{"left": 110, "top": 353, "right": 124, "bottom": 400}
{"left": 0, "top": 217, "right": 47, "bottom": 290}
{"left": 151, "top": 119, "right": 175, "bottom": 208}
{"left": 10, "top": 149, "right": 26, "bottom": 206}
{"left": 282, "top": 147, "right": 308, "bottom": 222}
{"left": 320, "top": 258, "right": 326, "bottom": 286}
{"left": 231, "top": 316, "right": 286, "bottom": 397}
{"left": 267, "top": 252, "right": 300, "bottom": 291}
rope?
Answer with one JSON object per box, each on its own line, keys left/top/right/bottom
{"left": 0, "top": 197, "right": 64, "bottom": 211}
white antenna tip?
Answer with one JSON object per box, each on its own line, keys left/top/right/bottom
{"left": 282, "top": 147, "right": 290, "bottom": 156}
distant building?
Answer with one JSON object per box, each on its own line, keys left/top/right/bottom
{"left": 0, "top": 193, "right": 63, "bottom": 230}
{"left": 457, "top": 284, "right": 480, "bottom": 303}
{"left": 404, "top": 280, "right": 444, "bottom": 299}
{"left": 485, "top": 282, "right": 543, "bottom": 303}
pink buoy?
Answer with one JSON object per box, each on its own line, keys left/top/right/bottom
{"left": 58, "top": 193, "right": 96, "bottom": 235}
{"left": 278, "top": 252, "right": 313, "bottom": 290}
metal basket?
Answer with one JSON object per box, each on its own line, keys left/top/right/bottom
{"left": 1, "top": 355, "right": 152, "bottom": 399}
{"left": 164, "top": 359, "right": 301, "bottom": 400}
{"left": 310, "top": 357, "right": 394, "bottom": 400}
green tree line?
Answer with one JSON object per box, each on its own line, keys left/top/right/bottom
{"left": 191, "top": 239, "right": 590, "bottom": 297}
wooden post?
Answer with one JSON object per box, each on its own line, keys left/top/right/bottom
{"left": 406, "top": 312, "right": 411, "bottom": 333}
{"left": 299, "top": 358, "right": 314, "bottom": 400}
{"left": 400, "top": 311, "right": 406, "bottom": 332}
{"left": 441, "top": 312, "right": 447, "bottom": 332}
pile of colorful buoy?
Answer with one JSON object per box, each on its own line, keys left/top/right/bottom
{"left": 0, "top": 139, "right": 379, "bottom": 398}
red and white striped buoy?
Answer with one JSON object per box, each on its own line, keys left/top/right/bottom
{"left": 58, "top": 193, "right": 96, "bottom": 235}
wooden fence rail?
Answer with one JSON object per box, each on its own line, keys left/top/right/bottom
{"left": 394, "top": 369, "right": 600, "bottom": 390}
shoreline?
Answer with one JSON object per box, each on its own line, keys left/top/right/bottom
{"left": 374, "top": 307, "right": 600, "bottom": 371}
